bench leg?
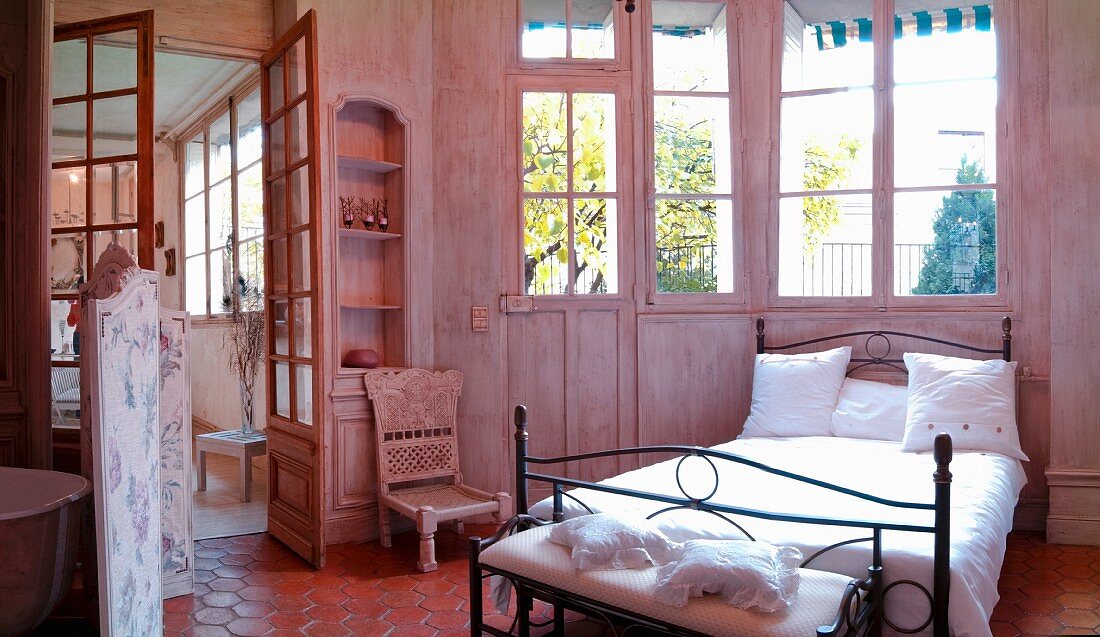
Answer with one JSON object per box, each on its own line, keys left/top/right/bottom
{"left": 196, "top": 450, "right": 207, "bottom": 492}
{"left": 378, "top": 501, "right": 392, "bottom": 549}
{"left": 239, "top": 455, "right": 251, "bottom": 503}
{"left": 517, "top": 583, "right": 531, "bottom": 637}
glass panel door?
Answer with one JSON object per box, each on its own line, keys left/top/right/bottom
{"left": 261, "top": 9, "right": 325, "bottom": 567}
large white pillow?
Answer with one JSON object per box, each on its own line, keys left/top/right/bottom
{"left": 548, "top": 513, "right": 679, "bottom": 570}
{"left": 830, "top": 378, "right": 908, "bottom": 441}
{"left": 741, "top": 346, "right": 851, "bottom": 438}
{"left": 654, "top": 539, "right": 802, "bottom": 612}
{"left": 900, "top": 352, "right": 1027, "bottom": 461}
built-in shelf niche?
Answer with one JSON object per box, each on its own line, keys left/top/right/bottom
{"left": 334, "top": 99, "right": 407, "bottom": 372}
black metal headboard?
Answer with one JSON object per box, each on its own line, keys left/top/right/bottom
{"left": 756, "top": 316, "right": 1012, "bottom": 375}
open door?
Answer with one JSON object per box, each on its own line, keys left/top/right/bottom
{"left": 261, "top": 9, "right": 325, "bottom": 567}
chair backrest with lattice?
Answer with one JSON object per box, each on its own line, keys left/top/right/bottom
{"left": 364, "top": 369, "right": 464, "bottom": 494}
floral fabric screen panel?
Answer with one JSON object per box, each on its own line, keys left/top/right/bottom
{"left": 86, "top": 269, "right": 164, "bottom": 636}
{"left": 160, "top": 308, "right": 193, "bottom": 598}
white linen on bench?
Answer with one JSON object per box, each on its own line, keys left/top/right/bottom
{"left": 529, "top": 436, "right": 1026, "bottom": 637}
{"left": 481, "top": 524, "right": 853, "bottom": 637}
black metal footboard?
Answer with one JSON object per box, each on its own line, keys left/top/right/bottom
{"left": 469, "top": 406, "right": 954, "bottom": 637}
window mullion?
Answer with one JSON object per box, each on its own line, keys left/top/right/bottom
{"left": 203, "top": 126, "right": 212, "bottom": 317}
{"left": 875, "top": 0, "right": 894, "bottom": 307}
{"left": 229, "top": 95, "right": 240, "bottom": 313}
{"left": 565, "top": 91, "right": 577, "bottom": 294}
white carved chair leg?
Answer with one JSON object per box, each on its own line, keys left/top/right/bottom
{"left": 494, "top": 492, "right": 513, "bottom": 522}
{"left": 378, "top": 501, "right": 392, "bottom": 549}
{"left": 416, "top": 506, "right": 439, "bottom": 573}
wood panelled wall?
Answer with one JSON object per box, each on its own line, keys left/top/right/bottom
{"left": 55, "top": 0, "right": 272, "bottom": 58}
{"left": 1046, "top": 0, "right": 1100, "bottom": 545}
{"left": 1, "top": 0, "right": 50, "bottom": 469}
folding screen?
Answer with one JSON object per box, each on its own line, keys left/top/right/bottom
{"left": 159, "top": 308, "right": 192, "bottom": 598}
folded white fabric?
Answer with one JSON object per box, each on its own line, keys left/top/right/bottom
{"left": 900, "top": 352, "right": 1028, "bottom": 461}
{"left": 741, "top": 346, "right": 851, "bottom": 438}
{"left": 548, "top": 513, "right": 679, "bottom": 570}
{"left": 654, "top": 539, "right": 802, "bottom": 612}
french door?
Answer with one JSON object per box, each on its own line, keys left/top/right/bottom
{"left": 261, "top": 9, "right": 325, "bottom": 566}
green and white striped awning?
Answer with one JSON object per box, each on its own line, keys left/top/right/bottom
{"left": 813, "top": 5, "right": 992, "bottom": 50}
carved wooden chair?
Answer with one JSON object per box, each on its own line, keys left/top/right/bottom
{"left": 365, "top": 369, "right": 510, "bottom": 572}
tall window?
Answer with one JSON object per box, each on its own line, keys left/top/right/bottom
{"left": 778, "top": 0, "right": 999, "bottom": 301}
{"left": 520, "top": 0, "right": 616, "bottom": 60}
{"left": 521, "top": 89, "right": 619, "bottom": 295}
{"left": 649, "top": 0, "right": 735, "bottom": 296}
{"left": 183, "top": 85, "right": 265, "bottom": 317}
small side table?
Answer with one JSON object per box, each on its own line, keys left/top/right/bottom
{"left": 195, "top": 430, "right": 268, "bottom": 502}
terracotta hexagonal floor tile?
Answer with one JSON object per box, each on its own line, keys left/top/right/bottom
{"left": 342, "top": 618, "right": 395, "bottom": 637}
{"left": 213, "top": 565, "right": 251, "bottom": 579}
{"left": 274, "top": 580, "right": 313, "bottom": 596}
{"left": 427, "top": 609, "right": 468, "bottom": 630}
{"left": 1026, "top": 569, "right": 1064, "bottom": 585}
{"left": 236, "top": 585, "right": 275, "bottom": 601}
{"left": 190, "top": 625, "right": 232, "bottom": 637}
{"left": 232, "top": 600, "right": 275, "bottom": 618}
{"left": 1055, "top": 608, "right": 1100, "bottom": 630}
{"left": 1012, "top": 613, "right": 1062, "bottom": 635}
{"left": 1019, "top": 582, "right": 1063, "bottom": 599}
{"left": 307, "top": 603, "right": 351, "bottom": 623}
{"left": 267, "top": 610, "right": 311, "bottom": 630}
{"left": 307, "top": 587, "right": 350, "bottom": 606}
{"left": 1057, "top": 592, "right": 1100, "bottom": 610}
{"left": 378, "top": 574, "right": 418, "bottom": 592}
{"left": 383, "top": 590, "right": 426, "bottom": 608}
{"left": 195, "top": 547, "right": 229, "bottom": 559}
{"left": 386, "top": 605, "right": 431, "bottom": 625}
{"left": 1059, "top": 563, "right": 1096, "bottom": 580}
{"left": 306, "top": 573, "right": 347, "bottom": 589}
{"left": 163, "top": 611, "right": 194, "bottom": 632}
{"left": 303, "top": 622, "right": 352, "bottom": 637}
{"left": 1057, "top": 577, "right": 1097, "bottom": 593}
{"left": 242, "top": 571, "right": 283, "bottom": 587}
{"left": 390, "top": 624, "right": 437, "bottom": 637}
{"left": 225, "top": 617, "right": 271, "bottom": 637}
{"left": 415, "top": 578, "right": 457, "bottom": 596}
{"left": 991, "top": 603, "right": 1024, "bottom": 623}
{"left": 194, "top": 606, "right": 237, "bottom": 626}
{"left": 989, "top": 620, "right": 1018, "bottom": 637}
{"left": 219, "top": 553, "right": 256, "bottom": 566}
{"left": 342, "top": 583, "right": 385, "bottom": 601}
{"left": 202, "top": 591, "right": 244, "bottom": 609}
{"left": 1017, "top": 597, "right": 1064, "bottom": 616}
{"left": 271, "top": 594, "right": 313, "bottom": 612}
{"left": 997, "top": 587, "right": 1027, "bottom": 606}
{"left": 422, "top": 594, "right": 464, "bottom": 612}
{"left": 343, "top": 598, "right": 389, "bottom": 618}
{"left": 208, "top": 577, "right": 247, "bottom": 593}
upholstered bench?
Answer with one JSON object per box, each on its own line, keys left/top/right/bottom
{"left": 476, "top": 524, "right": 856, "bottom": 637}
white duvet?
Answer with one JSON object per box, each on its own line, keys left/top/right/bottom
{"left": 528, "top": 436, "right": 1026, "bottom": 637}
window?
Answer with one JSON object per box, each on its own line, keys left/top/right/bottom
{"left": 521, "top": 89, "right": 620, "bottom": 295}
{"left": 778, "top": 0, "right": 1000, "bottom": 302}
{"left": 520, "top": 0, "right": 616, "bottom": 60}
{"left": 649, "top": 0, "right": 736, "bottom": 296}
{"left": 183, "top": 85, "right": 264, "bottom": 317}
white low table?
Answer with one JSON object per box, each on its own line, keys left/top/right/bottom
{"left": 195, "top": 430, "right": 267, "bottom": 503}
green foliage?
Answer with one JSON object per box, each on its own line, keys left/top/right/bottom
{"left": 801, "top": 135, "right": 861, "bottom": 252}
{"left": 911, "top": 159, "right": 996, "bottom": 295}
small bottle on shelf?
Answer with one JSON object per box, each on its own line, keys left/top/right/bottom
{"left": 340, "top": 196, "right": 354, "bottom": 229}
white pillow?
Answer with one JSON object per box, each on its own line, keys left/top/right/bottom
{"left": 830, "top": 378, "right": 908, "bottom": 441}
{"left": 741, "top": 346, "right": 851, "bottom": 438}
{"left": 654, "top": 539, "right": 802, "bottom": 611}
{"left": 548, "top": 513, "right": 679, "bottom": 570}
{"left": 900, "top": 353, "right": 1028, "bottom": 461}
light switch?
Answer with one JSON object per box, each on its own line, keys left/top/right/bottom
{"left": 472, "top": 306, "right": 489, "bottom": 332}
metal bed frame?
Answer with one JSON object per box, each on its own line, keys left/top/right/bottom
{"left": 470, "top": 318, "right": 1013, "bottom": 637}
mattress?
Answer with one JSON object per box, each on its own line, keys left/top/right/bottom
{"left": 528, "top": 436, "right": 1027, "bottom": 637}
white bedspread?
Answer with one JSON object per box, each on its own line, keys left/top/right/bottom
{"left": 528, "top": 436, "right": 1026, "bottom": 637}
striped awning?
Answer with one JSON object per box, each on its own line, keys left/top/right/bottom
{"left": 813, "top": 5, "right": 992, "bottom": 50}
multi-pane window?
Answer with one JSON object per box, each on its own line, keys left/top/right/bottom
{"left": 778, "top": 0, "right": 998, "bottom": 300}
{"left": 520, "top": 0, "right": 616, "bottom": 60}
{"left": 183, "top": 87, "right": 265, "bottom": 317}
{"left": 650, "top": 0, "right": 735, "bottom": 295}
{"left": 522, "top": 90, "right": 619, "bottom": 295}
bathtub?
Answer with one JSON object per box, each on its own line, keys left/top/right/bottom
{"left": 0, "top": 467, "right": 90, "bottom": 637}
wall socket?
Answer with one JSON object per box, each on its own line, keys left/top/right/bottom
{"left": 471, "top": 306, "right": 489, "bottom": 332}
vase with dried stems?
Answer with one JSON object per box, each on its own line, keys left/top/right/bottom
{"left": 223, "top": 267, "right": 264, "bottom": 435}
